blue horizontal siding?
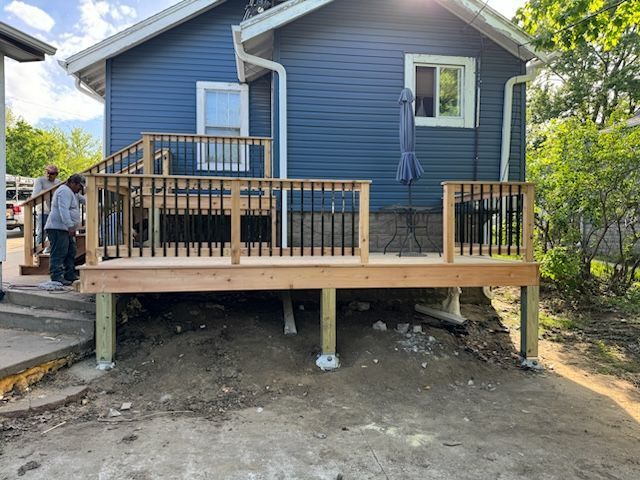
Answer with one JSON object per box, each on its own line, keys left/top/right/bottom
{"left": 107, "top": 0, "right": 271, "bottom": 160}
{"left": 276, "top": 0, "right": 526, "bottom": 210}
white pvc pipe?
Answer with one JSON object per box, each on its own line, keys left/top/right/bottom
{"left": 500, "top": 52, "right": 561, "bottom": 181}
{"left": 233, "top": 26, "right": 289, "bottom": 247}
{"left": 500, "top": 60, "right": 543, "bottom": 182}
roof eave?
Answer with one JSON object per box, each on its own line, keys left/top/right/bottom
{"left": 62, "top": 0, "right": 227, "bottom": 76}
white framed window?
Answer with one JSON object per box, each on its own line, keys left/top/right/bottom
{"left": 196, "top": 81, "right": 249, "bottom": 171}
{"left": 405, "top": 54, "right": 476, "bottom": 129}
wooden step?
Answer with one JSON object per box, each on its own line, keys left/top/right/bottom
{"left": 20, "top": 236, "right": 87, "bottom": 276}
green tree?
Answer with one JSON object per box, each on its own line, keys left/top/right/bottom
{"left": 6, "top": 118, "right": 102, "bottom": 179}
{"left": 529, "top": 118, "right": 640, "bottom": 294}
{"left": 518, "top": 0, "right": 640, "bottom": 126}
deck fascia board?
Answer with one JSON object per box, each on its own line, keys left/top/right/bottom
{"left": 80, "top": 261, "right": 539, "bottom": 293}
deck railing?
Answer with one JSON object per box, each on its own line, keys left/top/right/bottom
{"left": 21, "top": 133, "right": 273, "bottom": 267}
{"left": 141, "top": 133, "right": 272, "bottom": 178}
{"left": 442, "top": 181, "right": 535, "bottom": 263}
{"left": 85, "top": 174, "right": 370, "bottom": 265}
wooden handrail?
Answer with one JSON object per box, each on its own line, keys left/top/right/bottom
{"left": 87, "top": 172, "right": 371, "bottom": 187}
{"left": 142, "top": 132, "right": 272, "bottom": 142}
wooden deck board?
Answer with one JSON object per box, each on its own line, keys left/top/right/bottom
{"left": 79, "top": 253, "right": 538, "bottom": 294}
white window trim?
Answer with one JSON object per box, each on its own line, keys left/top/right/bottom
{"left": 196, "top": 81, "right": 249, "bottom": 171}
{"left": 405, "top": 54, "right": 476, "bottom": 129}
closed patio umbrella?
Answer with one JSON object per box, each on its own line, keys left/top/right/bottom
{"left": 397, "top": 88, "right": 424, "bottom": 192}
{"left": 395, "top": 88, "right": 424, "bottom": 255}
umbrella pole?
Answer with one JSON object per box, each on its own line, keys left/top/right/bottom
{"left": 408, "top": 181, "right": 414, "bottom": 254}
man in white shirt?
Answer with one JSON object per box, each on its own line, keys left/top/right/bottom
{"left": 44, "top": 174, "right": 84, "bottom": 285}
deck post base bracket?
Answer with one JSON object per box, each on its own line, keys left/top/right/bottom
{"left": 96, "top": 361, "right": 115, "bottom": 371}
{"left": 520, "top": 357, "right": 544, "bottom": 371}
{"left": 316, "top": 354, "right": 340, "bottom": 371}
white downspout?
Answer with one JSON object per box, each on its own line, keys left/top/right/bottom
{"left": 232, "top": 26, "right": 288, "bottom": 247}
{"left": 74, "top": 78, "right": 104, "bottom": 104}
{"left": 500, "top": 58, "right": 545, "bottom": 182}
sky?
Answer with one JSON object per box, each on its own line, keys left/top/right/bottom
{"left": 0, "top": 0, "right": 527, "bottom": 142}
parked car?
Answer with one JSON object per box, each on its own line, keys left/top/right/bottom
{"left": 6, "top": 175, "right": 35, "bottom": 232}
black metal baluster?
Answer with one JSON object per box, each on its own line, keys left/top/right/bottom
{"left": 516, "top": 185, "right": 522, "bottom": 256}
{"left": 248, "top": 180, "right": 253, "bottom": 257}
{"left": 341, "top": 184, "right": 345, "bottom": 256}
{"left": 127, "top": 176, "right": 132, "bottom": 258}
{"left": 269, "top": 181, "right": 273, "bottom": 256}
{"left": 507, "top": 185, "right": 513, "bottom": 256}
{"left": 351, "top": 183, "right": 355, "bottom": 256}
{"left": 138, "top": 176, "right": 143, "bottom": 258}
{"left": 489, "top": 184, "right": 493, "bottom": 256}
{"left": 321, "top": 184, "right": 325, "bottom": 256}
{"left": 300, "top": 182, "right": 304, "bottom": 255}
{"left": 289, "top": 182, "right": 293, "bottom": 256}
{"left": 331, "top": 183, "right": 335, "bottom": 256}
{"left": 208, "top": 179, "right": 213, "bottom": 256}
{"left": 459, "top": 184, "right": 464, "bottom": 256}
{"left": 174, "top": 178, "right": 179, "bottom": 257}
{"left": 116, "top": 176, "right": 120, "bottom": 258}
{"left": 185, "top": 179, "right": 191, "bottom": 257}
{"left": 498, "top": 184, "right": 503, "bottom": 255}
{"left": 197, "top": 179, "right": 202, "bottom": 257}
{"left": 311, "top": 182, "right": 315, "bottom": 256}
{"left": 258, "top": 180, "right": 263, "bottom": 257}
{"left": 220, "top": 180, "right": 225, "bottom": 257}
{"left": 479, "top": 184, "right": 483, "bottom": 256}
{"left": 469, "top": 185, "right": 473, "bottom": 256}
{"left": 151, "top": 177, "right": 156, "bottom": 257}
{"left": 163, "top": 178, "right": 167, "bottom": 257}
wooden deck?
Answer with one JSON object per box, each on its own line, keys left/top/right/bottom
{"left": 80, "top": 253, "right": 539, "bottom": 294}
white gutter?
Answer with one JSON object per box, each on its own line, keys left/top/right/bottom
{"left": 500, "top": 52, "right": 560, "bottom": 181}
{"left": 74, "top": 78, "right": 104, "bottom": 104}
{"left": 232, "top": 25, "right": 289, "bottom": 246}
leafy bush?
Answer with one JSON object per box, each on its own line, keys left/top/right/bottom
{"left": 529, "top": 117, "right": 640, "bottom": 295}
{"left": 539, "top": 247, "right": 583, "bottom": 292}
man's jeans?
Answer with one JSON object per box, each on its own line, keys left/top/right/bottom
{"left": 35, "top": 213, "right": 48, "bottom": 247}
{"left": 46, "top": 229, "right": 77, "bottom": 282}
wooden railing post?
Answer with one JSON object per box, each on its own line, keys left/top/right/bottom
{"left": 358, "top": 183, "right": 370, "bottom": 265}
{"left": 230, "top": 180, "right": 241, "bottom": 264}
{"left": 142, "top": 134, "right": 153, "bottom": 174}
{"left": 85, "top": 175, "right": 99, "bottom": 266}
{"left": 264, "top": 139, "right": 272, "bottom": 178}
{"left": 523, "top": 184, "right": 535, "bottom": 262}
{"left": 443, "top": 183, "right": 455, "bottom": 263}
{"left": 22, "top": 203, "right": 34, "bottom": 267}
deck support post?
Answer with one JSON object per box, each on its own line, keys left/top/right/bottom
{"left": 520, "top": 285, "right": 542, "bottom": 369}
{"left": 96, "top": 292, "right": 116, "bottom": 370}
{"left": 316, "top": 288, "right": 339, "bottom": 370}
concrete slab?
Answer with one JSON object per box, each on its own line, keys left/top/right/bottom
{"left": 0, "top": 329, "right": 92, "bottom": 378}
{"left": 4, "top": 288, "right": 95, "bottom": 313}
{"left": 0, "top": 385, "right": 87, "bottom": 417}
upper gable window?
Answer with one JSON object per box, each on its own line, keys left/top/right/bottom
{"left": 196, "top": 81, "right": 249, "bottom": 171}
{"left": 405, "top": 54, "right": 476, "bottom": 129}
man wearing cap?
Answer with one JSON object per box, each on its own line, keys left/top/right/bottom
{"left": 44, "top": 174, "right": 85, "bottom": 285}
{"left": 32, "top": 165, "right": 61, "bottom": 251}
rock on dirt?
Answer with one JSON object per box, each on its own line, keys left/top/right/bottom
{"left": 397, "top": 323, "right": 410, "bottom": 334}
{"left": 372, "top": 321, "right": 387, "bottom": 331}
{"left": 17, "top": 461, "right": 40, "bottom": 476}
{"left": 348, "top": 301, "right": 370, "bottom": 312}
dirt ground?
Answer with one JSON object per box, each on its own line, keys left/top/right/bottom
{"left": 1, "top": 291, "right": 639, "bottom": 479}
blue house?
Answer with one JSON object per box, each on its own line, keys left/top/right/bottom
{"left": 61, "top": 0, "right": 545, "bottom": 206}
{"left": 43, "top": 0, "right": 549, "bottom": 369}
